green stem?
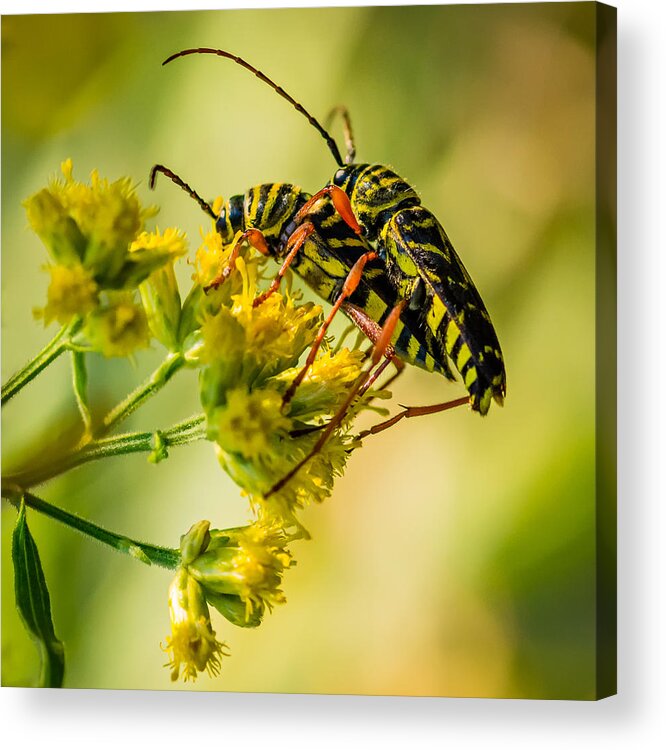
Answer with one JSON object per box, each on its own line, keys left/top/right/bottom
{"left": 99, "top": 351, "right": 186, "bottom": 436}
{"left": 3, "top": 414, "right": 206, "bottom": 489}
{"left": 3, "top": 489, "right": 180, "bottom": 569}
{"left": 70, "top": 350, "right": 92, "bottom": 436}
{"left": 1, "top": 320, "right": 81, "bottom": 406}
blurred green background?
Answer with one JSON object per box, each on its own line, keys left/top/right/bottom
{"left": 2, "top": 4, "right": 608, "bottom": 697}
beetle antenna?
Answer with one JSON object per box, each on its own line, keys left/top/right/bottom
{"left": 149, "top": 164, "right": 217, "bottom": 221}
{"left": 163, "top": 47, "right": 345, "bottom": 168}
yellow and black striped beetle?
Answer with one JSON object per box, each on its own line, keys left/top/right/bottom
{"left": 151, "top": 47, "right": 506, "bottom": 494}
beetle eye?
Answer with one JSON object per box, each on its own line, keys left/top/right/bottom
{"left": 215, "top": 207, "right": 228, "bottom": 238}
{"left": 333, "top": 168, "right": 346, "bottom": 185}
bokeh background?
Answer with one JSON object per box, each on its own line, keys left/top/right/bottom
{"left": 2, "top": 4, "right": 613, "bottom": 697}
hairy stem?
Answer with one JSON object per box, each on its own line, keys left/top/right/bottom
{"left": 1, "top": 320, "right": 81, "bottom": 406}
{"left": 99, "top": 351, "right": 186, "bottom": 436}
{"left": 70, "top": 350, "right": 93, "bottom": 436}
{"left": 3, "top": 414, "right": 206, "bottom": 489}
{"left": 3, "top": 489, "right": 180, "bottom": 569}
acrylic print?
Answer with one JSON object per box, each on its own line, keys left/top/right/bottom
{"left": 1, "top": 3, "right": 616, "bottom": 698}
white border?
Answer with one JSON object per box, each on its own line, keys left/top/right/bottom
{"left": 2, "top": 0, "right": 665, "bottom": 748}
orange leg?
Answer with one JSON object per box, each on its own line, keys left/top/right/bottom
{"left": 203, "top": 228, "right": 270, "bottom": 293}
{"left": 357, "top": 396, "right": 469, "bottom": 440}
{"left": 266, "top": 299, "right": 408, "bottom": 499}
{"left": 295, "top": 185, "right": 362, "bottom": 235}
{"left": 286, "top": 353, "right": 401, "bottom": 440}
{"left": 253, "top": 222, "right": 315, "bottom": 308}
{"left": 282, "top": 250, "right": 378, "bottom": 408}
{"left": 357, "top": 354, "right": 405, "bottom": 399}
{"left": 340, "top": 301, "right": 405, "bottom": 399}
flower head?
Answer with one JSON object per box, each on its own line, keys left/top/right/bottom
{"left": 196, "top": 260, "right": 321, "bottom": 381}
{"left": 190, "top": 231, "right": 387, "bottom": 530}
{"left": 208, "top": 386, "right": 293, "bottom": 460}
{"left": 24, "top": 159, "right": 157, "bottom": 289}
{"left": 35, "top": 262, "right": 99, "bottom": 325}
{"left": 186, "top": 520, "right": 293, "bottom": 620}
{"left": 163, "top": 568, "right": 228, "bottom": 682}
{"left": 84, "top": 292, "right": 150, "bottom": 357}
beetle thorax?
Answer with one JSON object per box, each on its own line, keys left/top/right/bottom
{"left": 332, "top": 164, "right": 420, "bottom": 239}
{"left": 242, "top": 184, "right": 308, "bottom": 244}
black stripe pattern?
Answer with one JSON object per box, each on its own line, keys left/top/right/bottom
{"left": 333, "top": 164, "right": 506, "bottom": 414}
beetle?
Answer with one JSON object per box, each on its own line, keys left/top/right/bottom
{"left": 150, "top": 47, "right": 506, "bottom": 495}
{"left": 156, "top": 47, "right": 505, "bottom": 415}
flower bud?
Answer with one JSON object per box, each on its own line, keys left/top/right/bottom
{"left": 130, "top": 229, "right": 187, "bottom": 350}
{"left": 24, "top": 188, "right": 86, "bottom": 266}
{"left": 179, "top": 520, "right": 211, "bottom": 565}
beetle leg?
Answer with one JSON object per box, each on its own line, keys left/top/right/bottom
{"left": 358, "top": 354, "right": 405, "bottom": 397}
{"left": 357, "top": 396, "right": 469, "bottom": 439}
{"left": 282, "top": 250, "right": 378, "bottom": 408}
{"left": 295, "top": 185, "right": 362, "bottom": 236}
{"left": 340, "top": 301, "right": 405, "bottom": 397}
{"left": 203, "top": 227, "right": 270, "bottom": 293}
{"left": 266, "top": 299, "right": 408, "bottom": 499}
{"left": 252, "top": 222, "right": 316, "bottom": 308}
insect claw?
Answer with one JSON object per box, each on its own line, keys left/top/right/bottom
{"left": 202, "top": 269, "right": 228, "bottom": 294}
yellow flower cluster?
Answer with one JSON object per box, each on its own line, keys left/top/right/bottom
{"left": 195, "top": 255, "right": 373, "bottom": 532}
{"left": 163, "top": 211, "right": 388, "bottom": 680}
{"left": 25, "top": 159, "right": 156, "bottom": 286}
{"left": 211, "top": 386, "right": 292, "bottom": 459}
{"left": 25, "top": 161, "right": 187, "bottom": 357}
{"left": 164, "top": 520, "right": 292, "bottom": 681}
{"left": 190, "top": 522, "right": 293, "bottom": 617}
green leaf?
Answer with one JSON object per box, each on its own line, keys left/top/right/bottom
{"left": 12, "top": 499, "right": 65, "bottom": 688}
